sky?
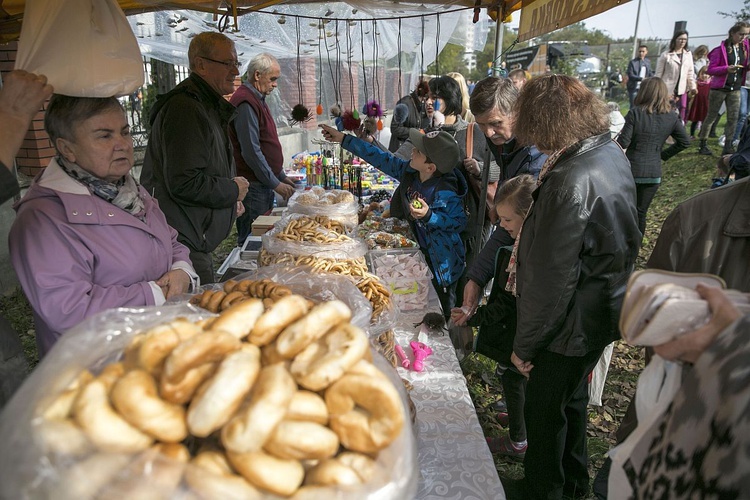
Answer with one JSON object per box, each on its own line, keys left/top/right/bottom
{"left": 508, "top": 0, "right": 740, "bottom": 50}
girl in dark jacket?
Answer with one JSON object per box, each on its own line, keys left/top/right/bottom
{"left": 617, "top": 77, "right": 691, "bottom": 235}
{"left": 452, "top": 175, "right": 536, "bottom": 460}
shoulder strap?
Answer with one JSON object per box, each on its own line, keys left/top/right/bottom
{"left": 466, "top": 123, "right": 474, "bottom": 155}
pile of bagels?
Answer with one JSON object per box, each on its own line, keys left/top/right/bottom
{"left": 34, "top": 288, "right": 407, "bottom": 498}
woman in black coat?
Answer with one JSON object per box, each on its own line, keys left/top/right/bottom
{"left": 617, "top": 77, "right": 691, "bottom": 235}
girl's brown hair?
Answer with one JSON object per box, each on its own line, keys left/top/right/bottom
{"left": 494, "top": 174, "right": 535, "bottom": 216}
{"left": 513, "top": 74, "right": 609, "bottom": 152}
{"left": 634, "top": 77, "right": 672, "bottom": 114}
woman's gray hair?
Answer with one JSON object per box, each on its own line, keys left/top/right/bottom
{"left": 188, "top": 32, "right": 233, "bottom": 71}
{"left": 45, "top": 94, "right": 124, "bottom": 145}
{"left": 469, "top": 77, "right": 518, "bottom": 117}
{"left": 245, "top": 53, "right": 279, "bottom": 80}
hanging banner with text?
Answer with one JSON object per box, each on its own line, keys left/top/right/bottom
{"left": 518, "top": 0, "right": 631, "bottom": 41}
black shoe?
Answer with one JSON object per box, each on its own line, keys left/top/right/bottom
{"left": 491, "top": 399, "right": 508, "bottom": 412}
{"left": 699, "top": 141, "right": 713, "bottom": 155}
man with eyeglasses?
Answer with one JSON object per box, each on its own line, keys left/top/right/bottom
{"left": 141, "top": 32, "right": 249, "bottom": 285}
{"left": 229, "top": 53, "right": 296, "bottom": 246}
{"left": 698, "top": 21, "right": 750, "bottom": 156}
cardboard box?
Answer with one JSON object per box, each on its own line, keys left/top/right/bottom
{"left": 251, "top": 215, "right": 282, "bottom": 236}
{"left": 270, "top": 207, "right": 287, "bottom": 216}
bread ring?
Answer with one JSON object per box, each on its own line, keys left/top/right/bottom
{"left": 160, "top": 362, "right": 217, "bottom": 405}
{"left": 34, "top": 418, "right": 93, "bottom": 457}
{"left": 209, "top": 298, "right": 264, "bottom": 339}
{"left": 236, "top": 279, "right": 253, "bottom": 293}
{"left": 325, "top": 368, "right": 405, "bottom": 453}
{"left": 99, "top": 443, "right": 189, "bottom": 500}
{"left": 54, "top": 452, "right": 133, "bottom": 500}
{"left": 264, "top": 420, "right": 339, "bottom": 460}
{"left": 186, "top": 451, "right": 262, "bottom": 500}
{"left": 219, "top": 290, "right": 245, "bottom": 310}
{"left": 72, "top": 375, "right": 153, "bottom": 453}
{"left": 221, "top": 363, "right": 297, "bottom": 454}
{"left": 223, "top": 279, "right": 239, "bottom": 293}
{"left": 276, "top": 300, "right": 352, "bottom": 358}
{"left": 227, "top": 450, "right": 304, "bottom": 497}
{"left": 304, "top": 451, "right": 376, "bottom": 487}
{"left": 199, "top": 289, "right": 217, "bottom": 309}
{"left": 97, "top": 362, "right": 126, "bottom": 390}
{"left": 290, "top": 323, "right": 369, "bottom": 391}
{"left": 249, "top": 294, "right": 311, "bottom": 346}
{"left": 41, "top": 370, "right": 94, "bottom": 420}
{"left": 207, "top": 290, "right": 227, "bottom": 313}
{"left": 260, "top": 342, "right": 286, "bottom": 366}
{"left": 124, "top": 319, "right": 202, "bottom": 378}
{"left": 287, "top": 390, "right": 329, "bottom": 425}
{"left": 162, "top": 330, "right": 240, "bottom": 383}
{"left": 110, "top": 369, "right": 188, "bottom": 443}
{"left": 188, "top": 345, "right": 261, "bottom": 437}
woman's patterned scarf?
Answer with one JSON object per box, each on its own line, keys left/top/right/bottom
{"left": 58, "top": 156, "right": 145, "bottom": 219}
{"left": 505, "top": 147, "right": 567, "bottom": 296}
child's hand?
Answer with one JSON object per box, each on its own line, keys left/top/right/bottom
{"left": 409, "top": 197, "right": 429, "bottom": 219}
{"left": 320, "top": 124, "right": 345, "bottom": 144}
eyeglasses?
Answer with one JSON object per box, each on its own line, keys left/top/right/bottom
{"left": 200, "top": 56, "right": 241, "bottom": 69}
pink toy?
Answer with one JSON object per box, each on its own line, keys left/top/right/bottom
{"left": 410, "top": 341, "right": 433, "bottom": 372}
{"left": 395, "top": 344, "right": 410, "bottom": 369}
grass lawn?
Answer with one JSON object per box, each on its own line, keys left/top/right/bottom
{"left": 0, "top": 120, "right": 729, "bottom": 496}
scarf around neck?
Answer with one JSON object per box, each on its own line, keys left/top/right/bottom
{"left": 57, "top": 156, "right": 145, "bottom": 219}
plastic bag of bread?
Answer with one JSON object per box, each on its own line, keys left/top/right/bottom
{"left": 187, "top": 266, "right": 373, "bottom": 332}
{"left": 261, "top": 213, "right": 367, "bottom": 260}
{"left": 287, "top": 188, "right": 359, "bottom": 229}
{"left": 0, "top": 302, "right": 418, "bottom": 499}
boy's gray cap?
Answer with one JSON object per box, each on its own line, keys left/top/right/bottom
{"left": 409, "top": 129, "right": 460, "bottom": 174}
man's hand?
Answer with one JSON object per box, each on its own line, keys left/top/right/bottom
{"left": 234, "top": 176, "right": 249, "bottom": 201}
{"left": 320, "top": 124, "right": 345, "bottom": 144}
{"left": 236, "top": 201, "right": 245, "bottom": 217}
{"left": 511, "top": 352, "right": 534, "bottom": 378}
{"left": 654, "top": 284, "right": 742, "bottom": 364}
{"left": 274, "top": 182, "right": 295, "bottom": 200}
{"left": 452, "top": 280, "right": 481, "bottom": 326}
{"left": 155, "top": 269, "right": 191, "bottom": 300}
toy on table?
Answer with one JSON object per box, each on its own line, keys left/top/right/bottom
{"left": 395, "top": 344, "right": 410, "bottom": 369}
{"left": 410, "top": 341, "right": 433, "bottom": 372}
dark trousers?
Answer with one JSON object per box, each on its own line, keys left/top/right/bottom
{"left": 501, "top": 366, "right": 527, "bottom": 442}
{"left": 189, "top": 250, "right": 214, "bottom": 286}
{"left": 635, "top": 183, "right": 659, "bottom": 236}
{"left": 523, "top": 348, "right": 603, "bottom": 500}
{"left": 432, "top": 277, "right": 457, "bottom": 322}
{"left": 628, "top": 89, "right": 638, "bottom": 109}
{"left": 0, "top": 314, "right": 28, "bottom": 409}
{"left": 236, "top": 182, "right": 275, "bottom": 246}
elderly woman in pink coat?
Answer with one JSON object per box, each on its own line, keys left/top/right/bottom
{"left": 655, "top": 30, "right": 697, "bottom": 123}
{"left": 9, "top": 95, "right": 198, "bottom": 357}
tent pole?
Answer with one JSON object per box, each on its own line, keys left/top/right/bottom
{"left": 492, "top": 17, "right": 504, "bottom": 76}
{"left": 631, "top": 0, "right": 642, "bottom": 59}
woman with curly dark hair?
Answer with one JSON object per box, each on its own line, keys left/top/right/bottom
{"left": 505, "top": 75, "right": 641, "bottom": 499}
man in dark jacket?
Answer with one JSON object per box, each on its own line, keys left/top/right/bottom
{"left": 626, "top": 45, "right": 653, "bottom": 108}
{"left": 457, "top": 77, "right": 547, "bottom": 317}
{"left": 141, "top": 32, "right": 249, "bottom": 284}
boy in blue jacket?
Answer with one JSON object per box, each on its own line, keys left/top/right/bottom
{"left": 320, "top": 124, "right": 468, "bottom": 317}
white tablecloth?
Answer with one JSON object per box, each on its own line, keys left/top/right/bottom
{"left": 394, "top": 302, "right": 505, "bottom": 500}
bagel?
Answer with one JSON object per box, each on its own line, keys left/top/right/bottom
{"left": 286, "top": 390, "right": 329, "bottom": 425}
{"left": 221, "top": 363, "right": 297, "bottom": 454}
{"left": 124, "top": 319, "right": 202, "bottom": 377}
{"left": 97, "top": 362, "right": 126, "bottom": 390}
{"left": 304, "top": 451, "right": 377, "bottom": 487}
{"left": 41, "top": 370, "right": 94, "bottom": 420}
{"left": 223, "top": 279, "right": 239, "bottom": 293}
{"left": 220, "top": 290, "right": 246, "bottom": 310}
{"left": 34, "top": 418, "right": 92, "bottom": 457}
{"left": 290, "top": 323, "right": 369, "bottom": 391}
{"left": 162, "top": 330, "right": 240, "bottom": 383}
{"left": 54, "top": 452, "right": 133, "bottom": 500}
{"left": 236, "top": 279, "right": 253, "bottom": 293}
{"left": 198, "top": 289, "right": 218, "bottom": 309}
{"left": 209, "top": 298, "right": 264, "bottom": 339}
{"left": 72, "top": 375, "right": 153, "bottom": 453}
{"left": 276, "top": 300, "right": 352, "bottom": 358}
{"left": 188, "top": 345, "right": 261, "bottom": 437}
{"left": 98, "top": 443, "right": 189, "bottom": 500}
{"left": 185, "top": 451, "right": 262, "bottom": 500}
{"left": 248, "top": 294, "right": 311, "bottom": 346}
{"left": 264, "top": 420, "right": 339, "bottom": 460}
{"left": 227, "top": 450, "right": 305, "bottom": 497}
{"left": 207, "top": 290, "right": 227, "bottom": 313}
{"left": 110, "top": 369, "right": 188, "bottom": 443}
{"left": 325, "top": 367, "right": 405, "bottom": 453}
{"left": 160, "top": 362, "right": 217, "bottom": 405}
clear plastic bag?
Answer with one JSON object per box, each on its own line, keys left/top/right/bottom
{"left": 287, "top": 188, "right": 359, "bottom": 228}
{"left": 14, "top": 0, "right": 144, "bottom": 97}
{"left": 0, "top": 305, "right": 418, "bottom": 499}
{"left": 262, "top": 213, "right": 368, "bottom": 261}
